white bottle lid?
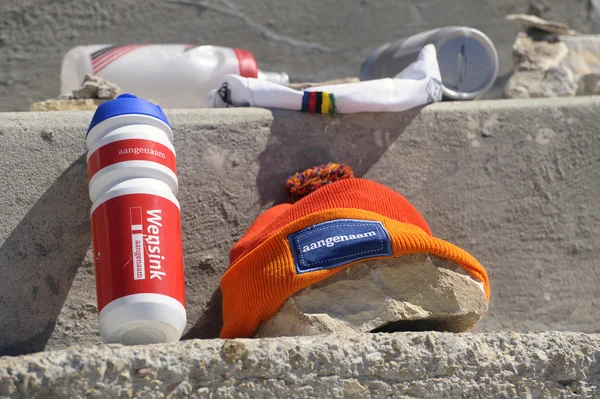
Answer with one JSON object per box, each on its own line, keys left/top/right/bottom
{"left": 99, "top": 293, "right": 186, "bottom": 345}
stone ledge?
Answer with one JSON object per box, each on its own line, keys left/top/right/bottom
{"left": 1, "top": 98, "right": 600, "bottom": 356}
{"left": 1, "top": 332, "right": 599, "bottom": 398}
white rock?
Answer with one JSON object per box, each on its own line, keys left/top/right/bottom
{"left": 505, "top": 33, "right": 577, "bottom": 98}
{"left": 71, "top": 74, "right": 120, "bottom": 100}
{"left": 255, "top": 254, "right": 487, "bottom": 338}
{"left": 506, "top": 14, "right": 577, "bottom": 36}
{"left": 510, "top": 33, "right": 569, "bottom": 71}
{"left": 505, "top": 32, "right": 600, "bottom": 98}
{"left": 562, "top": 35, "right": 600, "bottom": 78}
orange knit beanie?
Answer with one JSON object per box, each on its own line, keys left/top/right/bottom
{"left": 220, "top": 164, "right": 490, "bottom": 338}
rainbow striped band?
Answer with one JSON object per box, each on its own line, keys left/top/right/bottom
{"left": 301, "top": 91, "right": 336, "bottom": 115}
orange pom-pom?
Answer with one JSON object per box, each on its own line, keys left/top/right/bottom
{"left": 285, "top": 163, "right": 354, "bottom": 203}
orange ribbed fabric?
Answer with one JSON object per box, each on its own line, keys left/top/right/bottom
{"left": 221, "top": 179, "right": 489, "bottom": 339}
{"left": 230, "top": 179, "right": 432, "bottom": 264}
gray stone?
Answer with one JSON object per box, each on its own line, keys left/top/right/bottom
{"left": 505, "top": 33, "right": 575, "bottom": 98}
{"left": 505, "top": 67, "right": 578, "bottom": 98}
{"left": 3, "top": 0, "right": 600, "bottom": 111}
{"left": 0, "top": 332, "right": 599, "bottom": 398}
{"left": 255, "top": 255, "right": 487, "bottom": 338}
{"left": 506, "top": 32, "right": 600, "bottom": 98}
{"left": 576, "top": 73, "right": 600, "bottom": 95}
{"left": 2, "top": 98, "right": 600, "bottom": 356}
{"left": 506, "top": 14, "right": 578, "bottom": 36}
{"left": 511, "top": 33, "right": 569, "bottom": 71}
{"left": 71, "top": 74, "right": 120, "bottom": 100}
{"left": 504, "top": 32, "right": 577, "bottom": 98}
{"left": 562, "top": 34, "right": 600, "bottom": 94}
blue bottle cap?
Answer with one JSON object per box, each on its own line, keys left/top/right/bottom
{"left": 87, "top": 94, "right": 170, "bottom": 135}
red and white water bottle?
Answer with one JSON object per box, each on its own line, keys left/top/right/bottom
{"left": 87, "top": 94, "right": 186, "bottom": 345}
{"left": 61, "top": 45, "right": 289, "bottom": 108}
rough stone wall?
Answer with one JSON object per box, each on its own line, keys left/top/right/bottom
{"left": 1, "top": 332, "right": 599, "bottom": 398}
{"left": 2, "top": 0, "right": 600, "bottom": 111}
{"left": 1, "top": 98, "right": 600, "bottom": 356}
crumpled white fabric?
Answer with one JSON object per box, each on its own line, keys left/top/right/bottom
{"left": 206, "top": 44, "right": 442, "bottom": 113}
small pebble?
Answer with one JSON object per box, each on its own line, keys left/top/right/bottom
{"left": 40, "top": 130, "right": 53, "bottom": 142}
{"left": 135, "top": 367, "right": 152, "bottom": 377}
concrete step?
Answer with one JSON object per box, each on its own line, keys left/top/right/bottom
{"left": 1, "top": 98, "right": 599, "bottom": 356}
{"left": 1, "top": 332, "right": 599, "bottom": 398}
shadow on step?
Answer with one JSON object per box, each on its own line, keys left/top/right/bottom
{"left": 372, "top": 314, "right": 478, "bottom": 334}
{"left": 182, "top": 288, "right": 223, "bottom": 340}
{"left": 0, "top": 154, "right": 91, "bottom": 356}
{"left": 256, "top": 107, "right": 423, "bottom": 205}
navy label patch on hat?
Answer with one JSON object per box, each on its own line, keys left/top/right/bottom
{"left": 288, "top": 219, "right": 393, "bottom": 274}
